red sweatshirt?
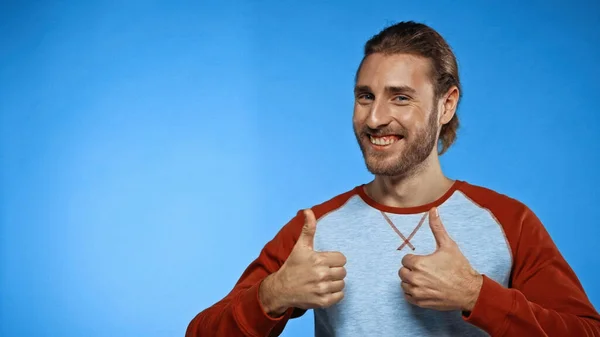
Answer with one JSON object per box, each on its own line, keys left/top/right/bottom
{"left": 186, "top": 181, "right": 600, "bottom": 336}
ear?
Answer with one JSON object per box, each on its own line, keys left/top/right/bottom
{"left": 439, "top": 86, "right": 459, "bottom": 125}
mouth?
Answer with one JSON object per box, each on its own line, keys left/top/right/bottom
{"left": 368, "top": 135, "right": 403, "bottom": 149}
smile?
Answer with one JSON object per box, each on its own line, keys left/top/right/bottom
{"left": 369, "top": 135, "right": 402, "bottom": 147}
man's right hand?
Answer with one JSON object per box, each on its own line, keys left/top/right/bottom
{"left": 259, "top": 209, "right": 347, "bottom": 317}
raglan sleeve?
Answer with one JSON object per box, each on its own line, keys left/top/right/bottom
{"left": 185, "top": 211, "right": 307, "bottom": 337}
{"left": 463, "top": 206, "right": 600, "bottom": 336}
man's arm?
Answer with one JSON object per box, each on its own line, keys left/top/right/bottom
{"left": 464, "top": 207, "right": 600, "bottom": 336}
{"left": 185, "top": 211, "right": 306, "bottom": 337}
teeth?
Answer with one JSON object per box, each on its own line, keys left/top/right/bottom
{"left": 369, "top": 136, "right": 398, "bottom": 146}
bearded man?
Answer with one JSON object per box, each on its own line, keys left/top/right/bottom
{"left": 185, "top": 21, "right": 600, "bottom": 337}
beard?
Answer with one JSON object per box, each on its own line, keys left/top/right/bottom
{"left": 354, "top": 106, "right": 439, "bottom": 177}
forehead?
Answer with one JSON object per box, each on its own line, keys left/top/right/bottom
{"left": 356, "top": 53, "right": 434, "bottom": 93}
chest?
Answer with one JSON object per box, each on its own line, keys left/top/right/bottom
{"left": 312, "top": 205, "right": 512, "bottom": 336}
{"left": 313, "top": 207, "right": 512, "bottom": 284}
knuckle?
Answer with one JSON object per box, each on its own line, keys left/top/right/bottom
{"left": 413, "top": 274, "right": 424, "bottom": 286}
{"left": 318, "top": 295, "right": 330, "bottom": 307}
{"left": 414, "top": 259, "right": 426, "bottom": 270}
{"left": 311, "top": 253, "right": 324, "bottom": 265}
{"left": 316, "top": 268, "right": 329, "bottom": 281}
{"left": 316, "top": 282, "right": 329, "bottom": 294}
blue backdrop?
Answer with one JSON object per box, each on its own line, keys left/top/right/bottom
{"left": 1, "top": 1, "right": 599, "bottom": 336}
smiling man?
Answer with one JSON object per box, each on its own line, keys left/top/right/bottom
{"left": 186, "top": 21, "right": 600, "bottom": 337}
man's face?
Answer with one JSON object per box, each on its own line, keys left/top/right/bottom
{"left": 353, "top": 53, "right": 440, "bottom": 177}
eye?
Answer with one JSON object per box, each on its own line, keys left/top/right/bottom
{"left": 356, "top": 93, "right": 374, "bottom": 103}
{"left": 393, "top": 95, "right": 409, "bottom": 102}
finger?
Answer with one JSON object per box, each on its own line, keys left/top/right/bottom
{"left": 319, "top": 291, "right": 344, "bottom": 308}
{"left": 398, "top": 267, "right": 415, "bottom": 284}
{"left": 428, "top": 207, "right": 453, "bottom": 248}
{"left": 328, "top": 267, "right": 347, "bottom": 281}
{"left": 327, "top": 279, "right": 345, "bottom": 293}
{"left": 401, "top": 281, "right": 415, "bottom": 296}
{"left": 298, "top": 209, "right": 317, "bottom": 250}
{"left": 401, "top": 282, "right": 430, "bottom": 304}
{"left": 318, "top": 251, "right": 347, "bottom": 267}
{"left": 401, "top": 254, "right": 418, "bottom": 270}
{"left": 404, "top": 292, "right": 418, "bottom": 306}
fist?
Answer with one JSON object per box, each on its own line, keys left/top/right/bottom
{"left": 399, "top": 207, "right": 483, "bottom": 312}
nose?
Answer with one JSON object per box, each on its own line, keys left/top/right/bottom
{"left": 365, "top": 99, "right": 393, "bottom": 129}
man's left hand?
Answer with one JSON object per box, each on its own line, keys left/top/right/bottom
{"left": 399, "top": 207, "right": 483, "bottom": 312}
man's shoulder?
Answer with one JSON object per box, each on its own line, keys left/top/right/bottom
{"left": 456, "top": 180, "right": 531, "bottom": 218}
{"left": 307, "top": 185, "right": 363, "bottom": 220}
{"left": 274, "top": 186, "right": 361, "bottom": 238}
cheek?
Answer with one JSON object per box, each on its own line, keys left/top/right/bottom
{"left": 352, "top": 117, "right": 360, "bottom": 130}
{"left": 394, "top": 106, "right": 422, "bottom": 128}
{"left": 352, "top": 107, "right": 367, "bottom": 125}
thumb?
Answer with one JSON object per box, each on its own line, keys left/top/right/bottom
{"left": 297, "top": 209, "right": 317, "bottom": 250}
{"left": 428, "top": 207, "right": 452, "bottom": 248}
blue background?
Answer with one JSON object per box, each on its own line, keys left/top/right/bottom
{"left": 1, "top": 1, "right": 599, "bottom": 336}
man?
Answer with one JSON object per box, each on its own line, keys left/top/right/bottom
{"left": 185, "top": 21, "right": 600, "bottom": 336}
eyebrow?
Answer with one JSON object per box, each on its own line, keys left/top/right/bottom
{"left": 354, "top": 85, "right": 417, "bottom": 96}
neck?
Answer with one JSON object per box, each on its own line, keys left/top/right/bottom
{"left": 365, "top": 152, "right": 454, "bottom": 209}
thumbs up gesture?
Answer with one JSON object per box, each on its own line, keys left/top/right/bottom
{"left": 261, "top": 209, "right": 347, "bottom": 316}
{"left": 399, "top": 207, "right": 483, "bottom": 312}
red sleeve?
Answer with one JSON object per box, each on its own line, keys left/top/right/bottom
{"left": 460, "top": 184, "right": 600, "bottom": 336}
{"left": 185, "top": 211, "right": 307, "bottom": 337}
{"left": 185, "top": 189, "right": 355, "bottom": 336}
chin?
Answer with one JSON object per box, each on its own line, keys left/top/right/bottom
{"left": 364, "top": 156, "right": 405, "bottom": 176}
